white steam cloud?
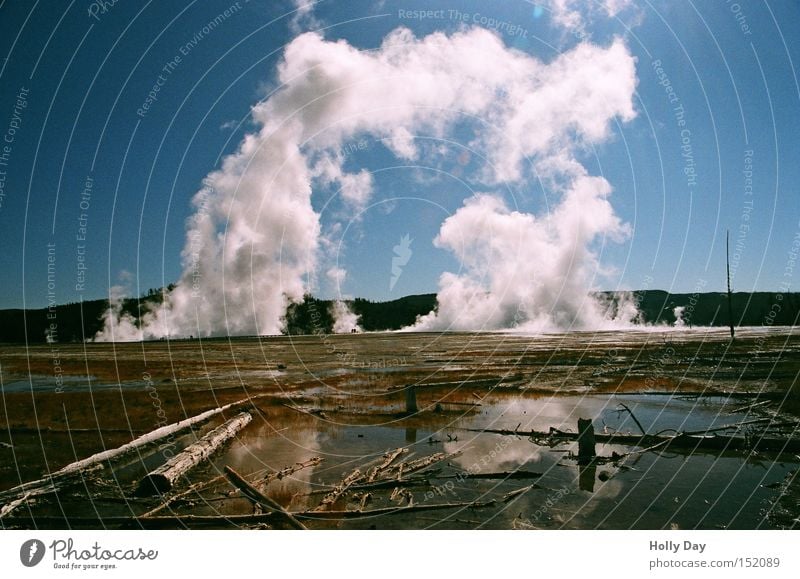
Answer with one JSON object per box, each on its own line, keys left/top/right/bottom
{"left": 96, "top": 26, "right": 639, "bottom": 341}
{"left": 544, "top": 0, "right": 636, "bottom": 30}
{"left": 413, "top": 176, "right": 639, "bottom": 331}
{"left": 331, "top": 300, "right": 361, "bottom": 334}
{"left": 673, "top": 306, "right": 686, "bottom": 328}
{"left": 95, "top": 285, "right": 142, "bottom": 342}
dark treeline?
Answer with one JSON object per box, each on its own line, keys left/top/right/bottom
{"left": 0, "top": 291, "right": 797, "bottom": 343}
{"left": 631, "top": 290, "right": 800, "bottom": 328}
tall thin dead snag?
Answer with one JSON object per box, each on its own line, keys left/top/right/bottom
{"left": 727, "top": 229, "right": 736, "bottom": 341}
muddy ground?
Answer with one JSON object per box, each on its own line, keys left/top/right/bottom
{"left": 1, "top": 327, "right": 799, "bottom": 529}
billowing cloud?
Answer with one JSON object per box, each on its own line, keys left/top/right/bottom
{"left": 414, "top": 176, "right": 637, "bottom": 331}
{"left": 96, "top": 26, "right": 638, "bottom": 340}
{"left": 544, "top": 0, "right": 636, "bottom": 30}
{"left": 311, "top": 154, "right": 373, "bottom": 209}
{"left": 288, "top": 0, "right": 321, "bottom": 35}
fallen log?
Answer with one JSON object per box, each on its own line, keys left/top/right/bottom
{"left": 262, "top": 457, "right": 323, "bottom": 486}
{"left": 3, "top": 501, "right": 498, "bottom": 529}
{"left": 137, "top": 412, "right": 252, "bottom": 495}
{"left": 351, "top": 476, "right": 432, "bottom": 491}
{"left": 0, "top": 395, "right": 265, "bottom": 515}
{"left": 439, "top": 470, "right": 543, "bottom": 481}
{"left": 380, "top": 451, "right": 460, "bottom": 481}
{"left": 224, "top": 466, "right": 306, "bottom": 530}
{"left": 0, "top": 463, "right": 105, "bottom": 518}
{"left": 138, "top": 478, "right": 213, "bottom": 519}
{"left": 140, "top": 455, "right": 323, "bottom": 518}
{"left": 433, "top": 399, "right": 482, "bottom": 407}
{"left": 313, "top": 468, "right": 362, "bottom": 511}
{"left": 616, "top": 403, "right": 646, "bottom": 436}
{"left": 301, "top": 500, "right": 497, "bottom": 520}
{"left": 502, "top": 484, "right": 536, "bottom": 502}
{"left": 463, "top": 425, "right": 800, "bottom": 453}
{"left": 366, "top": 448, "right": 408, "bottom": 483}
{"left": 682, "top": 417, "right": 784, "bottom": 436}
{"left": 727, "top": 400, "right": 771, "bottom": 415}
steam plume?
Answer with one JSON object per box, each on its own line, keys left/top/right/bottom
{"left": 331, "top": 300, "right": 361, "bottom": 334}
{"left": 95, "top": 27, "right": 638, "bottom": 340}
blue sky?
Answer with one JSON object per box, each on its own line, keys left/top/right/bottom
{"left": 1, "top": 0, "right": 799, "bottom": 311}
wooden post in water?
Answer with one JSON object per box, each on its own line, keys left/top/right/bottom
{"left": 577, "top": 418, "right": 596, "bottom": 462}
{"left": 405, "top": 385, "right": 418, "bottom": 414}
{"left": 578, "top": 463, "right": 597, "bottom": 493}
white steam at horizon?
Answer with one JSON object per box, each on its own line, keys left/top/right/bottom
{"left": 673, "top": 306, "right": 687, "bottom": 328}
{"left": 412, "top": 176, "right": 640, "bottom": 332}
{"left": 95, "top": 26, "right": 639, "bottom": 341}
{"left": 331, "top": 300, "right": 362, "bottom": 334}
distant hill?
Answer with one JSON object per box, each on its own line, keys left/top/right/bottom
{"left": 1, "top": 290, "right": 796, "bottom": 343}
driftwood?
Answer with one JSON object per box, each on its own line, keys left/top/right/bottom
{"left": 464, "top": 422, "right": 800, "bottom": 453}
{"left": 682, "top": 417, "right": 782, "bottom": 436}
{"left": 383, "top": 451, "right": 460, "bottom": 481}
{"left": 133, "top": 499, "right": 496, "bottom": 527}
{"left": 434, "top": 399, "right": 482, "bottom": 407}
{"left": 303, "top": 450, "right": 458, "bottom": 508}
{"left": 350, "top": 469, "right": 541, "bottom": 491}
{"left": 139, "top": 456, "right": 323, "bottom": 518}
{"left": 352, "top": 476, "right": 432, "bottom": 491}
{"left": 389, "top": 486, "right": 404, "bottom": 502}
{"left": 357, "top": 492, "right": 372, "bottom": 511}
{"left": 728, "top": 400, "right": 771, "bottom": 415}
{"left": 262, "top": 457, "right": 323, "bottom": 486}
{"left": 439, "top": 470, "right": 543, "bottom": 480}
{"left": 2, "top": 499, "right": 498, "bottom": 529}
{"left": 366, "top": 448, "right": 408, "bottom": 483}
{"left": 314, "top": 468, "right": 362, "bottom": 511}
{"left": 137, "top": 412, "right": 252, "bottom": 495}
{"left": 303, "top": 500, "right": 496, "bottom": 520}
{"left": 0, "top": 464, "right": 106, "bottom": 519}
{"left": 616, "top": 403, "right": 646, "bottom": 436}
{"left": 224, "top": 466, "right": 306, "bottom": 530}
{"left": 0, "top": 398, "right": 265, "bottom": 518}
{"left": 138, "top": 478, "right": 214, "bottom": 519}
{"left": 502, "top": 484, "right": 536, "bottom": 502}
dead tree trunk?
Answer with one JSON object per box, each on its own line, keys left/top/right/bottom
{"left": 137, "top": 412, "right": 252, "bottom": 495}
{"left": 262, "top": 457, "right": 322, "bottom": 487}
{"left": 577, "top": 418, "right": 596, "bottom": 462}
{"left": 313, "top": 468, "right": 362, "bottom": 511}
{"left": 727, "top": 229, "right": 736, "bottom": 341}
{"left": 0, "top": 397, "right": 264, "bottom": 518}
{"left": 224, "top": 466, "right": 306, "bottom": 530}
{"left": 405, "top": 385, "right": 418, "bottom": 413}
{"left": 366, "top": 448, "right": 408, "bottom": 483}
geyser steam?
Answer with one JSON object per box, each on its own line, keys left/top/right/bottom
{"left": 96, "top": 26, "right": 638, "bottom": 341}
{"left": 414, "top": 176, "right": 638, "bottom": 331}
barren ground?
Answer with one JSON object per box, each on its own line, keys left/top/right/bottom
{"left": 1, "top": 328, "right": 799, "bottom": 529}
